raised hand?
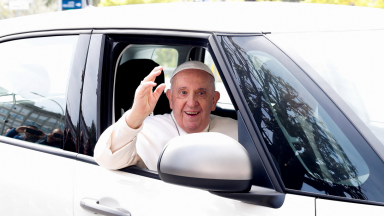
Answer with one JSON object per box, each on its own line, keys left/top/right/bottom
{"left": 15, "top": 126, "right": 28, "bottom": 133}
{"left": 125, "top": 66, "right": 166, "bottom": 129}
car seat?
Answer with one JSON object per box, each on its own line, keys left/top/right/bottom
{"left": 114, "top": 59, "right": 171, "bottom": 121}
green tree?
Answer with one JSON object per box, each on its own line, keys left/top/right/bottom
{"left": 302, "top": 0, "right": 384, "bottom": 8}
{"left": 255, "top": 0, "right": 384, "bottom": 8}
{"left": 98, "top": 0, "right": 181, "bottom": 7}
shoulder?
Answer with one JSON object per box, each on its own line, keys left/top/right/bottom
{"left": 210, "top": 114, "right": 238, "bottom": 141}
{"left": 211, "top": 114, "right": 237, "bottom": 125}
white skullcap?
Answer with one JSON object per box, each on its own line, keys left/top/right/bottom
{"left": 171, "top": 61, "right": 214, "bottom": 80}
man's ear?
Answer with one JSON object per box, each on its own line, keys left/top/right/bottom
{"left": 211, "top": 91, "right": 221, "bottom": 111}
{"left": 166, "top": 89, "right": 173, "bottom": 110}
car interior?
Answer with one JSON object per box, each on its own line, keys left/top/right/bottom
{"left": 113, "top": 44, "right": 238, "bottom": 123}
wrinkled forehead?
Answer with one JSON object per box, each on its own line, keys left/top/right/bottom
{"left": 171, "top": 69, "right": 214, "bottom": 89}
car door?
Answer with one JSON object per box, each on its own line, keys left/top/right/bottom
{"left": 73, "top": 32, "right": 315, "bottom": 216}
{"left": 0, "top": 32, "right": 91, "bottom": 215}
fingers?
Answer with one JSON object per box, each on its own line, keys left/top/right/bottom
{"left": 136, "top": 81, "right": 157, "bottom": 96}
{"left": 142, "top": 66, "right": 163, "bottom": 83}
{"left": 153, "top": 83, "right": 166, "bottom": 101}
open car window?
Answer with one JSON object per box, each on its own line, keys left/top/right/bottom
{"left": 204, "top": 50, "right": 234, "bottom": 111}
{"left": 113, "top": 44, "right": 237, "bottom": 122}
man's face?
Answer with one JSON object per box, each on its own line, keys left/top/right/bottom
{"left": 166, "top": 69, "right": 220, "bottom": 133}
{"left": 48, "top": 129, "right": 63, "bottom": 143}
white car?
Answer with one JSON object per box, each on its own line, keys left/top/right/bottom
{"left": 0, "top": 2, "right": 383, "bottom": 216}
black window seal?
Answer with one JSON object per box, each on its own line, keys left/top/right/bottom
{"left": 0, "top": 136, "right": 77, "bottom": 160}
{"left": 92, "top": 29, "right": 211, "bottom": 39}
{"left": 77, "top": 154, "right": 160, "bottom": 180}
{"left": 288, "top": 188, "right": 384, "bottom": 207}
{"left": 0, "top": 29, "right": 92, "bottom": 43}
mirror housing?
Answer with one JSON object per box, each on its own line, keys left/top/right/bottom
{"left": 157, "top": 132, "right": 252, "bottom": 192}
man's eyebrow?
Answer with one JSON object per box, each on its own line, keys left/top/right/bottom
{"left": 176, "top": 87, "right": 207, "bottom": 91}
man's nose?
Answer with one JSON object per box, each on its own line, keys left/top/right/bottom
{"left": 186, "top": 93, "right": 198, "bottom": 107}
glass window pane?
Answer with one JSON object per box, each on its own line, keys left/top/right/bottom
{"left": 268, "top": 31, "right": 384, "bottom": 147}
{"left": 219, "top": 35, "right": 384, "bottom": 203}
{"left": 0, "top": 36, "right": 78, "bottom": 149}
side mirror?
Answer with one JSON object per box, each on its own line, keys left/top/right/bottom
{"left": 157, "top": 132, "right": 252, "bottom": 192}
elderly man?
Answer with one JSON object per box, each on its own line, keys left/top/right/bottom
{"left": 94, "top": 61, "right": 237, "bottom": 171}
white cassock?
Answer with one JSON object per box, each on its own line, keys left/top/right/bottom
{"left": 94, "top": 111, "right": 238, "bottom": 171}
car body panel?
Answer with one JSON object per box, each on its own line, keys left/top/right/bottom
{"left": 316, "top": 198, "right": 384, "bottom": 216}
{"left": 74, "top": 159, "right": 315, "bottom": 216}
{"left": 0, "top": 139, "right": 75, "bottom": 216}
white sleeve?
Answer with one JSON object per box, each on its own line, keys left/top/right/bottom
{"left": 94, "top": 110, "right": 144, "bottom": 170}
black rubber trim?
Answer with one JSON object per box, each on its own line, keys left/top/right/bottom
{"left": 213, "top": 32, "right": 264, "bottom": 36}
{"left": 159, "top": 172, "right": 251, "bottom": 192}
{"left": 0, "top": 29, "right": 92, "bottom": 43}
{"left": 286, "top": 188, "right": 384, "bottom": 207}
{"left": 210, "top": 190, "right": 285, "bottom": 209}
{"left": 0, "top": 136, "right": 77, "bottom": 160}
{"left": 76, "top": 154, "right": 98, "bottom": 165}
{"left": 92, "top": 29, "right": 211, "bottom": 39}
{"left": 76, "top": 153, "right": 161, "bottom": 180}
{"left": 120, "top": 166, "right": 160, "bottom": 180}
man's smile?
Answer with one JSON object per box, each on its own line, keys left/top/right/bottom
{"left": 184, "top": 111, "right": 200, "bottom": 116}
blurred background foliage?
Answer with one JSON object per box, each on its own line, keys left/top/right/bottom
{"left": 0, "top": 0, "right": 57, "bottom": 19}
{"left": 0, "top": 0, "right": 383, "bottom": 20}
{"left": 301, "top": 0, "right": 384, "bottom": 8}
{"left": 97, "top": 0, "right": 384, "bottom": 8}
{"left": 98, "top": 0, "right": 243, "bottom": 7}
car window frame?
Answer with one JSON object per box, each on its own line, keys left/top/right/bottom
{"left": 84, "top": 31, "right": 273, "bottom": 188}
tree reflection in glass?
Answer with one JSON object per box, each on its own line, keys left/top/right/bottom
{"left": 220, "top": 36, "right": 369, "bottom": 200}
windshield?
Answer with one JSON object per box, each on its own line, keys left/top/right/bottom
{"left": 268, "top": 31, "right": 384, "bottom": 147}
{"left": 219, "top": 35, "right": 384, "bottom": 203}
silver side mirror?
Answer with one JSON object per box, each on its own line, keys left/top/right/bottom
{"left": 157, "top": 132, "right": 252, "bottom": 192}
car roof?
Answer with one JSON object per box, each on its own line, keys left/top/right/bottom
{"left": 0, "top": 2, "right": 384, "bottom": 38}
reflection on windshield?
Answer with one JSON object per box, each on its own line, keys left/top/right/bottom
{"left": 268, "top": 31, "right": 384, "bottom": 146}
{"left": 220, "top": 36, "right": 370, "bottom": 200}
{"left": 252, "top": 56, "right": 369, "bottom": 186}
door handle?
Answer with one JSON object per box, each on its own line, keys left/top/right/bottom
{"left": 80, "top": 198, "right": 131, "bottom": 216}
